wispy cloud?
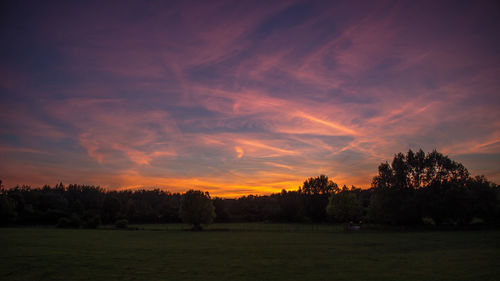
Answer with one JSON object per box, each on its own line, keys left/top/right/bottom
{"left": 1, "top": 0, "right": 499, "bottom": 195}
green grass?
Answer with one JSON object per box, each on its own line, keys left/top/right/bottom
{"left": 1, "top": 224, "right": 499, "bottom": 281}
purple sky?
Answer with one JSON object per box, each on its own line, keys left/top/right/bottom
{"left": 1, "top": 0, "right": 499, "bottom": 196}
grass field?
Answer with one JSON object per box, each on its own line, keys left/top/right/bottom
{"left": 1, "top": 224, "right": 499, "bottom": 281}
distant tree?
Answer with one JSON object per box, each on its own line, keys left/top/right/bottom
{"left": 277, "top": 190, "right": 305, "bottom": 222}
{"left": 301, "top": 175, "right": 338, "bottom": 195}
{"left": 467, "top": 175, "right": 498, "bottom": 224}
{"left": 326, "top": 190, "right": 362, "bottom": 223}
{"left": 213, "top": 197, "right": 231, "bottom": 222}
{"left": 179, "top": 190, "right": 215, "bottom": 231}
{"left": 418, "top": 151, "right": 471, "bottom": 225}
{"left": 101, "top": 194, "right": 122, "bottom": 223}
{"left": 70, "top": 200, "right": 85, "bottom": 217}
{"left": 496, "top": 185, "right": 500, "bottom": 225}
{"left": 66, "top": 184, "right": 105, "bottom": 211}
{"left": 368, "top": 185, "right": 419, "bottom": 225}
{"left": 369, "top": 149, "right": 474, "bottom": 225}
{"left": 234, "top": 195, "right": 268, "bottom": 222}
{"left": 0, "top": 193, "right": 17, "bottom": 224}
{"left": 300, "top": 175, "right": 338, "bottom": 221}
{"left": 1, "top": 170, "right": 496, "bottom": 228}
{"left": 0, "top": 180, "right": 17, "bottom": 224}
{"left": 39, "top": 191, "right": 68, "bottom": 212}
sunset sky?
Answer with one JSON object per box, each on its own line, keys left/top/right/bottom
{"left": 1, "top": 0, "right": 499, "bottom": 196}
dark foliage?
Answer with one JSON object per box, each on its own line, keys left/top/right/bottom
{"left": 56, "top": 214, "right": 81, "bottom": 228}
{"left": 115, "top": 219, "right": 129, "bottom": 229}
{"left": 82, "top": 210, "right": 101, "bottom": 229}
{"left": 0, "top": 184, "right": 183, "bottom": 227}
{"left": 368, "top": 149, "right": 499, "bottom": 226}
{"left": 299, "top": 175, "right": 338, "bottom": 222}
{"left": 0, "top": 150, "right": 498, "bottom": 227}
{"left": 179, "top": 190, "right": 215, "bottom": 230}
{"left": 326, "top": 186, "right": 363, "bottom": 223}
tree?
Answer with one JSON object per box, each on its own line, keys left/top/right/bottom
{"left": 0, "top": 180, "right": 17, "bottom": 224}
{"left": 179, "top": 190, "right": 215, "bottom": 231}
{"left": 369, "top": 149, "right": 473, "bottom": 225}
{"left": 0, "top": 194, "right": 17, "bottom": 224}
{"left": 467, "top": 175, "right": 498, "bottom": 224}
{"left": 101, "top": 194, "right": 122, "bottom": 223}
{"left": 277, "top": 190, "right": 305, "bottom": 222}
{"left": 301, "top": 175, "right": 338, "bottom": 195}
{"left": 326, "top": 190, "right": 362, "bottom": 223}
{"left": 300, "top": 175, "right": 339, "bottom": 221}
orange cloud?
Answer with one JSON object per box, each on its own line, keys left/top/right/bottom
{"left": 2, "top": 0, "right": 499, "bottom": 193}
{"left": 235, "top": 146, "right": 244, "bottom": 158}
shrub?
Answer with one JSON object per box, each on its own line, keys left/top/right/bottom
{"left": 56, "top": 214, "right": 81, "bottom": 228}
{"left": 115, "top": 219, "right": 128, "bottom": 229}
{"left": 56, "top": 217, "right": 72, "bottom": 228}
{"left": 82, "top": 214, "right": 101, "bottom": 229}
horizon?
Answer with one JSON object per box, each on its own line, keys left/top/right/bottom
{"left": 1, "top": 0, "right": 499, "bottom": 197}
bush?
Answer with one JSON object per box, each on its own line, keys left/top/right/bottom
{"left": 43, "top": 209, "right": 68, "bottom": 225}
{"left": 82, "top": 213, "right": 101, "bottom": 229}
{"left": 115, "top": 219, "right": 128, "bottom": 229}
{"left": 56, "top": 217, "right": 72, "bottom": 228}
{"left": 69, "top": 213, "right": 82, "bottom": 228}
{"left": 56, "top": 214, "right": 81, "bottom": 228}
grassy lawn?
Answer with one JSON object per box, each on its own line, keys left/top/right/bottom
{"left": 1, "top": 224, "right": 499, "bottom": 281}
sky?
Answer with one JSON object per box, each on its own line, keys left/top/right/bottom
{"left": 1, "top": 0, "right": 499, "bottom": 196}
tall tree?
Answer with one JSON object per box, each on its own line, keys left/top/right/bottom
{"left": 300, "top": 175, "right": 338, "bottom": 221}
{"left": 369, "top": 149, "right": 474, "bottom": 225}
{"left": 179, "top": 190, "right": 215, "bottom": 231}
{"left": 301, "top": 175, "right": 338, "bottom": 195}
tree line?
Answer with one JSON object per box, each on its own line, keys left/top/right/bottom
{"left": 1, "top": 149, "right": 499, "bottom": 228}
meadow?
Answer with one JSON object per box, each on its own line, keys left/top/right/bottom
{"left": 1, "top": 224, "right": 499, "bottom": 281}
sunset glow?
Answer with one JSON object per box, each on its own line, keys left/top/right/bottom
{"left": 1, "top": 1, "right": 499, "bottom": 196}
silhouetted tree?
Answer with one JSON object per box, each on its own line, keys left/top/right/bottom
{"left": 101, "top": 194, "right": 122, "bottom": 223}
{"left": 0, "top": 180, "right": 17, "bottom": 224}
{"left": 276, "top": 190, "right": 305, "bottom": 222}
{"left": 0, "top": 192, "right": 17, "bottom": 224}
{"left": 326, "top": 189, "right": 362, "bottom": 223}
{"left": 179, "top": 190, "right": 215, "bottom": 231}
{"left": 301, "top": 175, "right": 338, "bottom": 195}
{"left": 418, "top": 151, "right": 471, "bottom": 225}
{"left": 300, "top": 175, "right": 338, "bottom": 221}
{"left": 213, "top": 197, "right": 231, "bottom": 222}
{"left": 467, "top": 175, "right": 498, "bottom": 224}
{"left": 0, "top": 160, "right": 497, "bottom": 228}
{"left": 369, "top": 149, "right": 476, "bottom": 225}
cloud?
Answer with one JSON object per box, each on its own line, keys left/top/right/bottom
{"left": 235, "top": 146, "right": 244, "bottom": 159}
{"left": 1, "top": 0, "right": 499, "bottom": 194}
